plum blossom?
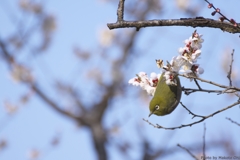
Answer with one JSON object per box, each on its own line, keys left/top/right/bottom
{"left": 128, "top": 72, "right": 160, "bottom": 96}
{"left": 163, "top": 71, "right": 178, "bottom": 86}
{"left": 129, "top": 30, "right": 204, "bottom": 96}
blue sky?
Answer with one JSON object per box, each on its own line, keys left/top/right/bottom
{"left": 1, "top": 0, "right": 240, "bottom": 160}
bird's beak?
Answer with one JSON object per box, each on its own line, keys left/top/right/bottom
{"left": 148, "top": 111, "right": 154, "bottom": 117}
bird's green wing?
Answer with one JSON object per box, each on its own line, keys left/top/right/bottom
{"left": 151, "top": 72, "right": 182, "bottom": 115}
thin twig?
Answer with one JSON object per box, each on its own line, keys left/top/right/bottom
{"left": 191, "top": 71, "right": 202, "bottom": 90}
{"left": 177, "top": 144, "right": 199, "bottom": 160}
{"left": 226, "top": 117, "right": 240, "bottom": 127}
{"left": 202, "top": 123, "right": 206, "bottom": 160}
{"left": 143, "top": 101, "right": 240, "bottom": 130}
{"left": 204, "top": 0, "right": 229, "bottom": 21}
{"left": 194, "top": 79, "right": 202, "bottom": 90}
{"left": 180, "top": 102, "right": 204, "bottom": 119}
{"left": 219, "top": 87, "right": 236, "bottom": 95}
{"left": 109, "top": 0, "right": 239, "bottom": 32}
{"left": 204, "top": 0, "right": 239, "bottom": 28}
{"left": 179, "top": 74, "right": 240, "bottom": 91}
{"left": 180, "top": 74, "right": 227, "bottom": 88}
{"left": 227, "top": 49, "right": 234, "bottom": 86}
{"left": 235, "top": 93, "right": 240, "bottom": 100}
{"left": 182, "top": 87, "right": 237, "bottom": 95}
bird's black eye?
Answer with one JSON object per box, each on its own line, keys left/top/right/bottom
{"left": 155, "top": 105, "right": 160, "bottom": 110}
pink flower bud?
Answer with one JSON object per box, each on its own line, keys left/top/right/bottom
{"left": 230, "top": 19, "right": 236, "bottom": 24}
{"left": 197, "top": 67, "right": 204, "bottom": 74}
{"left": 219, "top": 17, "right": 225, "bottom": 22}
{"left": 211, "top": 11, "right": 216, "bottom": 16}
{"left": 208, "top": 4, "right": 213, "bottom": 8}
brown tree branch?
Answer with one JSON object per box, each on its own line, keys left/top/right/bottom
{"left": 30, "top": 84, "right": 81, "bottom": 121}
{"left": 143, "top": 101, "right": 240, "bottom": 130}
{"left": 160, "top": 141, "right": 224, "bottom": 159}
{"left": 180, "top": 72, "right": 240, "bottom": 97}
{"left": 177, "top": 123, "right": 207, "bottom": 160}
{"left": 227, "top": 49, "right": 234, "bottom": 86}
{"left": 194, "top": 79, "right": 202, "bottom": 90}
{"left": 182, "top": 87, "right": 237, "bottom": 95}
{"left": 0, "top": 40, "right": 15, "bottom": 64}
{"left": 179, "top": 74, "right": 240, "bottom": 92}
{"left": 137, "top": 137, "right": 226, "bottom": 160}
{"left": 108, "top": 0, "right": 239, "bottom": 33}
{"left": 93, "top": 85, "right": 115, "bottom": 122}
{"left": 177, "top": 144, "right": 199, "bottom": 160}
{"left": 202, "top": 123, "right": 206, "bottom": 160}
{"left": 226, "top": 117, "right": 240, "bottom": 127}
{"left": 107, "top": 18, "right": 240, "bottom": 33}
{"left": 69, "top": 87, "right": 86, "bottom": 113}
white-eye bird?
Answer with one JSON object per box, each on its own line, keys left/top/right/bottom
{"left": 149, "top": 72, "right": 182, "bottom": 117}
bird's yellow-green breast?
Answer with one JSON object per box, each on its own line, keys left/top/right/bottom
{"left": 149, "top": 72, "right": 182, "bottom": 117}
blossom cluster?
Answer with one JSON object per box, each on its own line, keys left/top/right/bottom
{"left": 128, "top": 72, "right": 161, "bottom": 96}
{"left": 128, "top": 30, "right": 204, "bottom": 96}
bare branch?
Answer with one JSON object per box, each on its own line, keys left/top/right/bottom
{"left": 177, "top": 124, "right": 207, "bottom": 160}
{"left": 180, "top": 102, "right": 204, "bottom": 119}
{"left": 108, "top": 0, "right": 239, "bottom": 33}
{"left": 235, "top": 93, "right": 240, "bottom": 99}
{"left": 143, "top": 101, "right": 240, "bottom": 130}
{"left": 227, "top": 50, "right": 234, "bottom": 86}
{"left": 93, "top": 85, "right": 115, "bottom": 121}
{"left": 204, "top": 0, "right": 239, "bottom": 27}
{"left": 190, "top": 67, "right": 203, "bottom": 90}
{"left": 0, "top": 40, "right": 15, "bottom": 64}
{"left": 182, "top": 87, "right": 237, "bottom": 95}
{"left": 136, "top": 134, "right": 227, "bottom": 160}
{"left": 226, "top": 117, "right": 240, "bottom": 127}
{"left": 69, "top": 88, "right": 86, "bottom": 113}
{"left": 107, "top": 18, "right": 240, "bottom": 33}
{"left": 179, "top": 74, "right": 240, "bottom": 92}
{"left": 31, "top": 84, "right": 81, "bottom": 121}
{"left": 177, "top": 144, "right": 199, "bottom": 160}
{"left": 203, "top": 123, "right": 206, "bottom": 160}
{"left": 194, "top": 79, "right": 202, "bottom": 90}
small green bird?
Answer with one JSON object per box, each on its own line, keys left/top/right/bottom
{"left": 149, "top": 72, "right": 182, "bottom": 117}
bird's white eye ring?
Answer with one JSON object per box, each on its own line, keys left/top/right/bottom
{"left": 155, "top": 105, "right": 160, "bottom": 110}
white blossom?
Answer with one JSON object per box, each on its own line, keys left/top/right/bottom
{"left": 129, "top": 30, "right": 204, "bottom": 96}
{"left": 163, "top": 71, "right": 177, "bottom": 86}
{"left": 128, "top": 77, "right": 140, "bottom": 86}
{"left": 190, "top": 33, "right": 204, "bottom": 49}
{"left": 145, "top": 86, "right": 156, "bottom": 96}
{"left": 191, "top": 64, "right": 204, "bottom": 75}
